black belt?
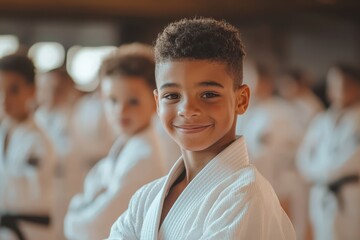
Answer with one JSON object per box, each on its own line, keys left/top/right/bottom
{"left": 328, "top": 174, "right": 359, "bottom": 209}
{"left": 0, "top": 214, "right": 50, "bottom": 240}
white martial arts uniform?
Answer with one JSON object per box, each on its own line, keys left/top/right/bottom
{"left": 236, "top": 97, "right": 308, "bottom": 240}
{"left": 107, "top": 137, "right": 296, "bottom": 240}
{"left": 297, "top": 103, "right": 360, "bottom": 240}
{"left": 34, "top": 106, "right": 76, "bottom": 240}
{"left": 64, "top": 123, "right": 167, "bottom": 240}
{"left": 0, "top": 117, "right": 55, "bottom": 240}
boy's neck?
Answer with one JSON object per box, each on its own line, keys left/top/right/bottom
{"left": 180, "top": 135, "right": 236, "bottom": 183}
{"left": 12, "top": 114, "right": 31, "bottom": 125}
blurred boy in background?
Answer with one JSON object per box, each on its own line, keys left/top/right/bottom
{"left": 0, "top": 54, "right": 55, "bottom": 240}
{"left": 297, "top": 64, "right": 360, "bottom": 240}
{"left": 64, "top": 43, "right": 167, "bottom": 240}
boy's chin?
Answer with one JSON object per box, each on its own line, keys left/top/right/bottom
{"left": 178, "top": 141, "right": 213, "bottom": 152}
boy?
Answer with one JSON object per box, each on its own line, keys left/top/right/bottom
{"left": 0, "top": 54, "right": 55, "bottom": 239}
{"left": 64, "top": 43, "right": 167, "bottom": 240}
{"left": 108, "top": 18, "right": 295, "bottom": 239}
{"left": 297, "top": 64, "right": 360, "bottom": 240}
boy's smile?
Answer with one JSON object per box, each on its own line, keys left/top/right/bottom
{"left": 154, "top": 60, "right": 249, "bottom": 153}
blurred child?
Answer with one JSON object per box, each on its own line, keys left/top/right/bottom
{"left": 108, "top": 18, "right": 295, "bottom": 240}
{"left": 35, "top": 68, "right": 82, "bottom": 166}
{"left": 0, "top": 54, "right": 55, "bottom": 240}
{"left": 64, "top": 43, "right": 167, "bottom": 240}
{"left": 297, "top": 64, "right": 360, "bottom": 240}
{"left": 35, "top": 68, "right": 86, "bottom": 240}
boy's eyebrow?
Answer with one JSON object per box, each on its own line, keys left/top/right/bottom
{"left": 159, "top": 82, "right": 180, "bottom": 90}
{"left": 159, "top": 81, "right": 224, "bottom": 90}
{"left": 198, "top": 81, "right": 224, "bottom": 88}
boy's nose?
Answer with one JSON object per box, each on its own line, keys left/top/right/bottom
{"left": 117, "top": 104, "right": 129, "bottom": 116}
{"left": 177, "top": 98, "right": 200, "bottom": 119}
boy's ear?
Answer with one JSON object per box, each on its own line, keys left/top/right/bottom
{"left": 153, "top": 89, "right": 160, "bottom": 115}
{"left": 235, "top": 84, "right": 250, "bottom": 115}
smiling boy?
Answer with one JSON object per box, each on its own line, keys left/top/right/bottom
{"left": 108, "top": 18, "right": 295, "bottom": 240}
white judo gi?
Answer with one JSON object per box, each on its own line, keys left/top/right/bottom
{"left": 107, "top": 137, "right": 296, "bottom": 240}
{"left": 0, "top": 117, "right": 55, "bottom": 240}
{"left": 236, "top": 97, "right": 308, "bottom": 239}
{"left": 64, "top": 123, "right": 167, "bottom": 240}
{"left": 34, "top": 105, "right": 77, "bottom": 240}
{"left": 297, "top": 103, "right": 360, "bottom": 240}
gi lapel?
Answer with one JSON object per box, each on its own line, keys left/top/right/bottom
{"left": 141, "top": 158, "right": 184, "bottom": 240}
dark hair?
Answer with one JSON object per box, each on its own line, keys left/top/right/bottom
{"left": 332, "top": 63, "right": 360, "bottom": 85}
{"left": 99, "top": 43, "right": 156, "bottom": 89}
{"left": 154, "top": 17, "right": 246, "bottom": 87}
{"left": 0, "top": 54, "right": 35, "bottom": 85}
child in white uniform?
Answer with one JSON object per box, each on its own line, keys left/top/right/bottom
{"left": 64, "top": 43, "right": 167, "bottom": 240}
{"left": 35, "top": 68, "right": 86, "bottom": 240}
{"left": 0, "top": 54, "right": 55, "bottom": 240}
{"left": 108, "top": 18, "right": 295, "bottom": 240}
{"left": 297, "top": 64, "right": 360, "bottom": 240}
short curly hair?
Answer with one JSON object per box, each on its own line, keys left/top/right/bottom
{"left": 154, "top": 17, "right": 246, "bottom": 87}
{"left": 99, "top": 43, "right": 156, "bottom": 89}
{"left": 0, "top": 54, "right": 35, "bottom": 85}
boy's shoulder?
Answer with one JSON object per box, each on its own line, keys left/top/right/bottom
{"left": 220, "top": 164, "right": 272, "bottom": 197}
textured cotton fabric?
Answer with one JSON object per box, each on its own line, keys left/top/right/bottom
{"left": 0, "top": 117, "right": 55, "bottom": 239}
{"left": 297, "top": 103, "right": 360, "bottom": 240}
{"left": 108, "top": 137, "right": 296, "bottom": 240}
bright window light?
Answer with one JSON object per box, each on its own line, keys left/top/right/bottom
{"left": 0, "top": 35, "right": 19, "bottom": 58}
{"left": 28, "top": 42, "right": 65, "bottom": 72}
{"left": 67, "top": 46, "right": 116, "bottom": 91}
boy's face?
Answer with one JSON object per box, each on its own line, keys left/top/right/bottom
{"left": 0, "top": 71, "right": 35, "bottom": 122}
{"left": 327, "top": 68, "right": 360, "bottom": 109}
{"left": 154, "top": 60, "right": 249, "bottom": 152}
{"left": 101, "top": 75, "right": 156, "bottom": 137}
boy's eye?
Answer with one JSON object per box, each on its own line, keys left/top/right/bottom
{"left": 129, "top": 98, "right": 139, "bottom": 106}
{"left": 201, "top": 92, "right": 219, "bottom": 98}
{"left": 9, "top": 85, "right": 19, "bottom": 95}
{"left": 163, "top": 93, "right": 180, "bottom": 100}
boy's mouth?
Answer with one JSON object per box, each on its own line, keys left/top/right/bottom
{"left": 173, "top": 124, "right": 212, "bottom": 133}
{"left": 119, "top": 118, "right": 131, "bottom": 126}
